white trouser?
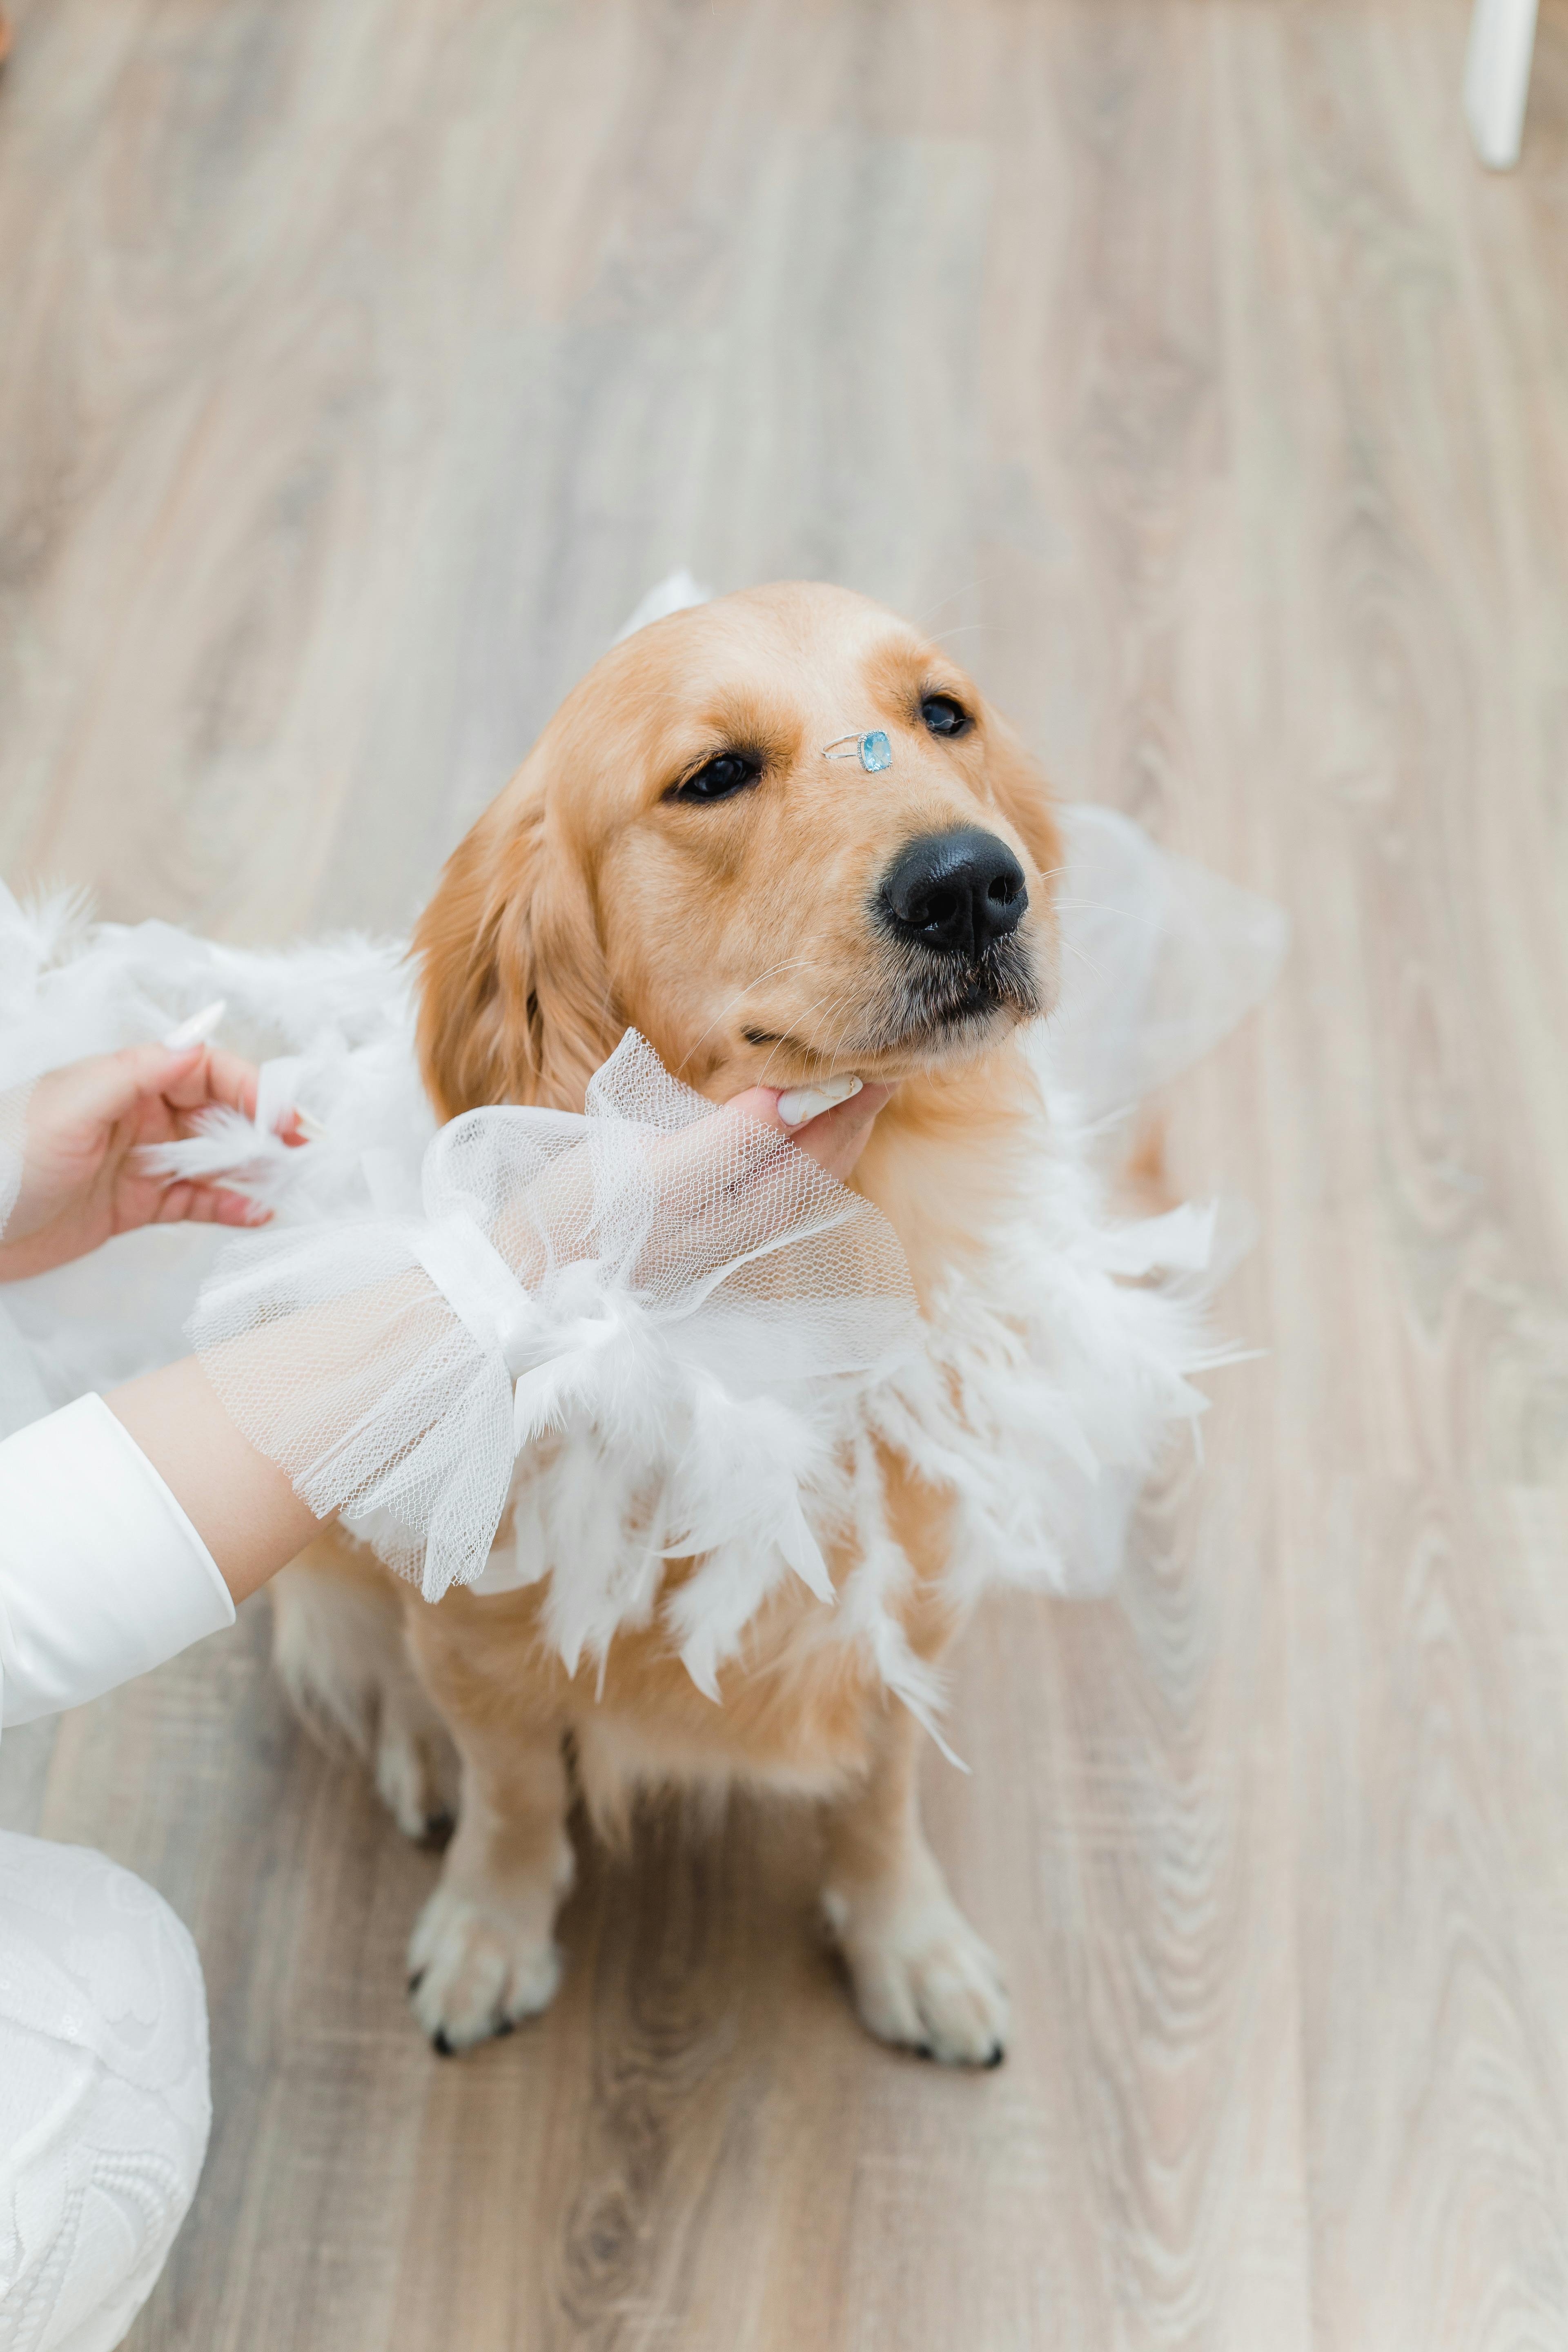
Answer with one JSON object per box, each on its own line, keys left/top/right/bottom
{"left": 0, "top": 1833, "right": 210, "bottom": 2352}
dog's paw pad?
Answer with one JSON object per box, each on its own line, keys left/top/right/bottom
{"left": 407, "top": 1886, "right": 562, "bottom": 2052}
{"left": 832, "top": 1895, "right": 1009, "bottom": 2068}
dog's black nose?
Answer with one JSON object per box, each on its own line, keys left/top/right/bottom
{"left": 880, "top": 828, "right": 1028, "bottom": 958}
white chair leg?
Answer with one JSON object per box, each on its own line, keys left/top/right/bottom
{"left": 1465, "top": 0, "right": 1540, "bottom": 169}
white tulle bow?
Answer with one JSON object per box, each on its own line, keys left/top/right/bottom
{"left": 189, "top": 1034, "right": 920, "bottom": 1669}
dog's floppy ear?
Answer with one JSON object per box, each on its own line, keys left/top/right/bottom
{"left": 414, "top": 771, "right": 618, "bottom": 1118}
{"left": 981, "top": 706, "right": 1065, "bottom": 903}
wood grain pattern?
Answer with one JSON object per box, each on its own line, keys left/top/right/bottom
{"left": 3, "top": 0, "right": 1568, "bottom": 2343}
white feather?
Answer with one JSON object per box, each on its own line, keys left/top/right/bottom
{"left": 134, "top": 1108, "right": 307, "bottom": 1203}
{"left": 0, "top": 807, "right": 1281, "bottom": 1751}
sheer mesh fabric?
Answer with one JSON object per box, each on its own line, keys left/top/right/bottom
{"left": 191, "top": 1034, "right": 919, "bottom": 1619}
{"left": 0, "top": 804, "right": 1285, "bottom": 1696}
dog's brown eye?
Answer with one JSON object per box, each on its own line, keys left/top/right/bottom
{"left": 668, "top": 751, "right": 762, "bottom": 804}
{"left": 921, "top": 695, "right": 972, "bottom": 739}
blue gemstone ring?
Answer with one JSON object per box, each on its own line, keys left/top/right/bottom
{"left": 823, "top": 729, "right": 893, "bottom": 772}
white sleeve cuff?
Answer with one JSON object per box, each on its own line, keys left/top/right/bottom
{"left": 0, "top": 1393, "right": 236, "bottom": 1730}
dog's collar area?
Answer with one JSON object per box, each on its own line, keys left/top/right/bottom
{"left": 823, "top": 729, "right": 893, "bottom": 773}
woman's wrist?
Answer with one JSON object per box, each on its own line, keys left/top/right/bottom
{"left": 107, "top": 1359, "right": 329, "bottom": 1606}
{"left": 84, "top": 1047, "right": 893, "bottom": 1615}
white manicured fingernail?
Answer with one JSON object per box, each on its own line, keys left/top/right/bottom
{"left": 776, "top": 1075, "right": 863, "bottom": 1127}
{"left": 163, "top": 999, "right": 226, "bottom": 1049}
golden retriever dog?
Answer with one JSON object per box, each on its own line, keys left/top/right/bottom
{"left": 272, "top": 580, "right": 1068, "bottom": 2066}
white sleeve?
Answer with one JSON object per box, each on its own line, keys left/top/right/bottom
{"left": 0, "top": 1393, "right": 236, "bottom": 1730}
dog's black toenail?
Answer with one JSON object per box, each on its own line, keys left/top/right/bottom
{"left": 915, "top": 2043, "right": 935, "bottom": 2061}
{"left": 432, "top": 2029, "right": 454, "bottom": 2057}
{"left": 494, "top": 2018, "right": 515, "bottom": 2039}
{"left": 407, "top": 1970, "right": 425, "bottom": 1994}
{"left": 984, "top": 2044, "right": 1005, "bottom": 2069}
{"left": 423, "top": 1811, "right": 456, "bottom": 1849}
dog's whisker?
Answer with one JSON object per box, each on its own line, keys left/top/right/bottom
{"left": 1059, "top": 937, "right": 1108, "bottom": 985}
{"left": 773, "top": 979, "right": 868, "bottom": 1087}
{"left": 822, "top": 973, "right": 875, "bottom": 1062}
{"left": 808, "top": 992, "right": 863, "bottom": 1080}
{"left": 911, "top": 581, "right": 980, "bottom": 629}
{"left": 750, "top": 986, "right": 853, "bottom": 1087}
{"left": 1050, "top": 897, "right": 1162, "bottom": 931}
{"left": 909, "top": 572, "right": 1006, "bottom": 632}
{"left": 673, "top": 957, "right": 825, "bottom": 1077}
{"left": 762, "top": 1002, "right": 860, "bottom": 1091}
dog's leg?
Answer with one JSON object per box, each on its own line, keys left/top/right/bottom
{"left": 821, "top": 1703, "right": 1009, "bottom": 2067}
{"left": 401, "top": 1624, "right": 574, "bottom": 2053}
{"left": 271, "top": 1539, "right": 459, "bottom": 1843}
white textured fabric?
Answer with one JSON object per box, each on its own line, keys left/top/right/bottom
{"left": 0, "top": 896, "right": 219, "bottom": 2352}
{"left": 190, "top": 1032, "right": 920, "bottom": 1664}
{"left": 0, "top": 1304, "right": 50, "bottom": 1456}
{"left": 0, "top": 800, "right": 1285, "bottom": 1712}
{"left": 0, "top": 1833, "right": 210, "bottom": 2352}
{"left": 1050, "top": 805, "right": 1287, "bottom": 1136}
{"left": 0, "top": 882, "right": 423, "bottom": 1446}
{"left": 0, "top": 877, "right": 51, "bottom": 1274}
{"left": 0, "top": 1398, "right": 234, "bottom": 1731}
{"left": 0, "top": 1085, "right": 30, "bottom": 1249}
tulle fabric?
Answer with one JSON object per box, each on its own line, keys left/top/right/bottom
{"left": 190, "top": 1035, "right": 919, "bottom": 1662}
{"left": 1048, "top": 804, "right": 1286, "bottom": 1139}
{"left": 0, "top": 793, "right": 1286, "bottom": 1702}
{"left": 0, "top": 886, "right": 424, "bottom": 1445}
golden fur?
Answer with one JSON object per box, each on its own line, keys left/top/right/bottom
{"left": 283, "top": 581, "right": 1067, "bottom": 2062}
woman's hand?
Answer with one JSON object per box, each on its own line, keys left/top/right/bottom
{"left": 727, "top": 1081, "right": 891, "bottom": 1182}
{"left": 108, "top": 1059, "right": 898, "bottom": 1607}
{"left": 0, "top": 1044, "right": 276, "bottom": 1283}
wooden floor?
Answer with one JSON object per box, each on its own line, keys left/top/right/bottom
{"left": 4, "top": 0, "right": 1568, "bottom": 2343}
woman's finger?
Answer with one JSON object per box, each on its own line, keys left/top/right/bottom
{"left": 727, "top": 1082, "right": 891, "bottom": 1183}
{"left": 807, "top": 1084, "right": 889, "bottom": 1178}
{"left": 41, "top": 1043, "right": 204, "bottom": 1136}
{"left": 154, "top": 1179, "right": 271, "bottom": 1229}
{"left": 791, "top": 1084, "right": 890, "bottom": 1181}
{"left": 198, "top": 1185, "right": 272, "bottom": 1228}
{"left": 160, "top": 1044, "right": 259, "bottom": 1121}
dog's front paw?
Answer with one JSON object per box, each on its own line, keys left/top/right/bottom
{"left": 407, "top": 1884, "right": 562, "bottom": 2054}
{"left": 824, "top": 1886, "right": 1009, "bottom": 2067}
